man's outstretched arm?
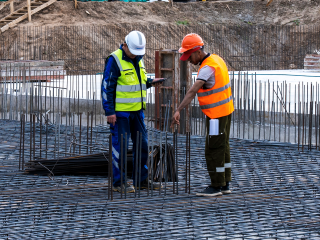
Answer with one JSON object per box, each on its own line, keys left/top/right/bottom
{"left": 171, "top": 80, "right": 205, "bottom": 127}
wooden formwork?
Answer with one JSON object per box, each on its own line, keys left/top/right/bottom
{"left": 154, "top": 50, "right": 192, "bottom": 133}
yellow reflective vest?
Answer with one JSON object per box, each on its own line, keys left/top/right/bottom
{"left": 110, "top": 49, "right": 148, "bottom": 112}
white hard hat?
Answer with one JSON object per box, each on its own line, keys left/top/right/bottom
{"left": 125, "top": 31, "right": 146, "bottom": 56}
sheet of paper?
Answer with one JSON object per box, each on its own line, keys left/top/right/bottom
{"left": 209, "top": 119, "right": 219, "bottom": 136}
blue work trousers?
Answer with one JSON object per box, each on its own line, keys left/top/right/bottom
{"left": 110, "top": 110, "right": 148, "bottom": 187}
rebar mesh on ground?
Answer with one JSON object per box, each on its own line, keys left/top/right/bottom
{"left": 0, "top": 120, "right": 319, "bottom": 239}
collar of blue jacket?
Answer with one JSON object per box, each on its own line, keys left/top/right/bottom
{"left": 120, "top": 44, "right": 144, "bottom": 64}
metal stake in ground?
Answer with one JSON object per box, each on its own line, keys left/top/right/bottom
{"left": 30, "top": 113, "right": 32, "bottom": 163}
{"left": 22, "top": 114, "right": 25, "bottom": 170}
{"left": 33, "top": 114, "right": 36, "bottom": 160}
{"left": 173, "top": 130, "right": 176, "bottom": 194}
{"left": 185, "top": 131, "right": 188, "bottom": 193}
{"left": 159, "top": 132, "right": 162, "bottom": 195}
{"left": 125, "top": 132, "right": 128, "bottom": 199}
{"left": 147, "top": 130, "right": 150, "bottom": 197}
{"left": 138, "top": 131, "right": 142, "bottom": 198}
{"left": 19, "top": 114, "right": 22, "bottom": 171}
{"left": 87, "top": 112, "right": 89, "bottom": 154}
{"left": 120, "top": 133, "right": 123, "bottom": 199}
{"left": 90, "top": 111, "right": 93, "bottom": 154}
{"left": 188, "top": 132, "right": 191, "bottom": 194}
{"left": 109, "top": 134, "right": 113, "bottom": 200}
{"left": 151, "top": 130, "right": 154, "bottom": 197}
{"left": 175, "top": 129, "right": 179, "bottom": 195}
{"left": 164, "top": 131, "right": 167, "bottom": 196}
{"left": 135, "top": 131, "right": 139, "bottom": 198}
{"left": 79, "top": 113, "right": 82, "bottom": 154}
{"left": 46, "top": 114, "right": 48, "bottom": 159}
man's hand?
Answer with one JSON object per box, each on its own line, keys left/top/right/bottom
{"left": 107, "top": 114, "right": 116, "bottom": 125}
{"left": 171, "top": 111, "right": 180, "bottom": 128}
{"left": 171, "top": 80, "right": 205, "bottom": 129}
{"left": 151, "top": 78, "right": 164, "bottom": 87}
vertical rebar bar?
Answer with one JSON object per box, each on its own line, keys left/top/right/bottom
{"left": 185, "top": 131, "right": 188, "bottom": 193}
{"left": 19, "top": 114, "right": 22, "bottom": 170}
{"left": 33, "top": 114, "right": 36, "bottom": 160}
{"left": 139, "top": 131, "right": 142, "bottom": 198}
{"left": 22, "top": 114, "right": 25, "bottom": 170}
{"left": 90, "top": 111, "right": 93, "bottom": 154}
{"left": 120, "top": 133, "right": 123, "bottom": 199}
{"left": 135, "top": 131, "right": 139, "bottom": 198}
{"left": 164, "top": 131, "right": 167, "bottom": 196}
{"left": 125, "top": 132, "right": 128, "bottom": 199}
{"left": 151, "top": 130, "right": 154, "bottom": 197}
{"left": 147, "top": 130, "right": 150, "bottom": 197}
{"left": 188, "top": 132, "right": 191, "bottom": 194}
{"left": 159, "top": 132, "right": 162, "bottom": 195}
{"left": 175, "top": 129, "right": 178, "bottom": 195}
{"left": 110, "top": 134, "right": 113, "bottom": 200}
{"left": 30, "top": 113, "right": 32, "bottom": 162}
{"left": 87, "top": 112, "right": 89, "bottom": 154}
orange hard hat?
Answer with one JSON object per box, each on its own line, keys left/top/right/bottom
{"left": 179, "top": 33, "right": 204, "bottom": 53}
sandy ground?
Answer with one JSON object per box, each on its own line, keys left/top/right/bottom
{"left": 1, "top": 0, "right": 320, "bottom": 27}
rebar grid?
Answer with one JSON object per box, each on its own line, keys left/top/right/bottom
{"left": 2, "top": 64, "right": 320, "bottom": 147}
{"left": 0, "top": 120, "right": 320, "bottom": 239}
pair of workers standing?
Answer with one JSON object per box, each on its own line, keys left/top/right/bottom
{"left": 101, "top": 31, "right": 234, "bottom": 197}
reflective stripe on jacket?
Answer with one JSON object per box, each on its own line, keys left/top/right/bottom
{"left": 111, "top": 49, "right": 148, "bottom": 111}
{"left": 197, "top": 54, "right": 234, "bottom": 119}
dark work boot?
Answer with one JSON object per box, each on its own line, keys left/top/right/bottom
{"left": 221, "top": 182, "right": 231, "bottom": 194}
{"left": 196, "top": 186, "right": 222, "bottom": 197}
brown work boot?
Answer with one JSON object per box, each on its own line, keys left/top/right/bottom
{"left": 113, "top": 183, "right": 135, "bottom": 193}
{"left": 137, "top": 179, "right": 162, "bottom": 190}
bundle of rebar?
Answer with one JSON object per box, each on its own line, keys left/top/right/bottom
{"left": 25, "top": 144, "right": 176, "bottom": 182}
{"left": 25, "top": 152, "right": 125, "bottom": 175}
{"left": 150, "top": 143, "right": 176, "bottom": 182}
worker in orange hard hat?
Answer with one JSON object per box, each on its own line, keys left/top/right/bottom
{"left": 171, "top": 33, "right": 234, "bottom": 197}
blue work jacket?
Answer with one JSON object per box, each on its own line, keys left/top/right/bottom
{"left": 101, "top": 44, "right": 153, "bottom": 118}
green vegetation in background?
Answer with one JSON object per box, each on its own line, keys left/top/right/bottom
{"left": 78, "top": 0, "right": 147, "bottom": 1}
{"left": 176, "top": 20, "right": 189, "bottom": 26}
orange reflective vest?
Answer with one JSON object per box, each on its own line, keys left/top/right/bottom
{"left": 197, "top": 54, "right": 234, "bottom": 119}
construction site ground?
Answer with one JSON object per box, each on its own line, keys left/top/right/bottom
{"left": 1, "top": 0, "right": 320, "bottom": 28}
{"left": 0, "top": 119, "right": 320, "bottom": 238}
{"left": 1, "top": 0, "right": 320, "bottom": 239}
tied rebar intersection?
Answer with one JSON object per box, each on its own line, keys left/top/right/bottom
{"left": 0, "top": 119, "right": 320, "bottom": 239}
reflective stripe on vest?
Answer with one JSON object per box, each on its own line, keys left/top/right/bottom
{"left": 116, "top": 84, "right": 147, "bottom": 92}
{"left": 200, "top": 95, "right": 233, "bottom": 110}
{"left": 111, "top": 53, "right": 123, "bottom": 71}
{"left": 110, "top": 49, "right": 147, "bottom": 112}
{"left": 116, "top": 97, "right": 147, "bottom": 103}
{"left": 197, "top": 54, "right": 234, "bottom": 119}
{"left": 197, "top": 82, "right": 231, "bottom": 97}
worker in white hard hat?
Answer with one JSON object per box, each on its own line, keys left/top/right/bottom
{"left": 101, "top": 30, "right": 162, "bottom": 193}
